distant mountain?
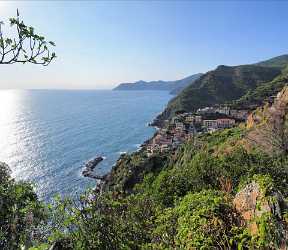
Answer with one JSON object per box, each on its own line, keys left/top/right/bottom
{"left": 113, "top": 73, "right": 202, "bottom": 94}
{"left": 152, "top": 55, "right": 288, "bottom": 127}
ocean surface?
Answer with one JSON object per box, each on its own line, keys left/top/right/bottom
{"left": 0, "top": 90, "right": 171, "bottom": 201}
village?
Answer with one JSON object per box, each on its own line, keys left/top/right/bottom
{"left": 146, "top": 105, "right": 249, "bottom": 156}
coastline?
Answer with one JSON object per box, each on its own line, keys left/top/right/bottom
{"left": 93, "top": 114, "right": 163, "bottom": 193}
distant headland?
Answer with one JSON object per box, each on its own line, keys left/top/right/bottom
{"left": 113, "top": 73, "right": 202, "bottom": 94}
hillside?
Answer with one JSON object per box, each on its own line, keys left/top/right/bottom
{"left": 5, "top": 85, "right": 288, "bottom": 249}
{"left": 169, "top": 73, "right": 203, "bottom": 94}
{"left": 244, "top": 85, "right": 288, "bottom": 155}
{"left": 153, "top": 55, "right": 288, "bottom": 126}
{"left": 90, "top": 86, "right": 288, "bottom": 249}
{"left": 256, "top": 54, "right": 288, "bottom": 69}
{"left": 3, "top": 56, "right": 288, "bottom": 249}
{"left": 232, "top": 66, "right": 288, "bottom": 109}
{"left": 113, "top": 73, "right": 202, "bottom": 93}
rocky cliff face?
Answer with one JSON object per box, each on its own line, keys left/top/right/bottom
{"left": 245, "top": 86, "right": 288, "bottom": 154}
{"left": 233, "top": 179, "right": 288, "bottom": 248}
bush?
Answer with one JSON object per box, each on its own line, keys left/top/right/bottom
{"left": 0, "top": 162, "right": 46, "bottom": 250}
{"left": 151, "top": 190, "right": 239, "bottom": 249}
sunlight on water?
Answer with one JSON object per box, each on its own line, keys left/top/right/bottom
{"left": 0, "top": 90, "right": 19, "bottom": 160}
{"left": 0, "top": 90, "right": 171, "bottom": 200}
{"left": 0, "top": 90, "right": 30, "bottom": 179}
{"left": 0, "top": 90, "right": 15, "bottom": 145}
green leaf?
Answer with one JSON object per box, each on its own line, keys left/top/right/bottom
{"left": 49, "top": 41, "right": 56, "bottom": 46}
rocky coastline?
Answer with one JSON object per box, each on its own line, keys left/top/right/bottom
{"left": 82, "top": 156, "right": 106, "bottom": 180}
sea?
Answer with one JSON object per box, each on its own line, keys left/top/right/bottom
{"left": 0, "top": 90, "right": 171, "bottom": 201}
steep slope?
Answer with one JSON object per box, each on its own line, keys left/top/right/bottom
{"left": 169, "top": 73, "right": 203, "bottom": 94}
{"left": 232, "top": 67, "right": 288, "bottom": 109}
{"left": 17, "top": 86, "right": 288, "bottom": 249}
{"left": 113, "top": 73, "right": 202, "bottom": 93}
{"left": 244, "top": 85, "right": 288, "bottom": 155}
{"left": 153, "top": 64, "right": 281, "bottom": 126}
{"left": 256, "top": 54, "right": 288, "bottom": 69}
{"left": 97, "top": 87, "right": 288, "bottom": 248}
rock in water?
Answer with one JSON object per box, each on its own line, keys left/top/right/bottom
{"left": 82, "top": 156, "right": 104, "bottom": 180}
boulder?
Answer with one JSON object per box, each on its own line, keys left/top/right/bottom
{"left": 233, "top": 182, "right": 264, "bottom": 222}
{"left": 233, "top": 181, "right": 288, "bottom": 248}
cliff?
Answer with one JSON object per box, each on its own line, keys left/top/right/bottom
{"left": 245, "top": 85, "right": 288, "bottom": 155}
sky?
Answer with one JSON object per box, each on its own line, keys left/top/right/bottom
{"left": 0, "top": 1, "right": 287, "bottom": 89}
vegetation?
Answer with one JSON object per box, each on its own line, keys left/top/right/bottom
{"left": 0, "top": 162, "right": 46, "bottom": 250}
{"left": 14, "top": 124, "right": 285, "bottom": 249}
{"left": 2, "top": 113, "right": 288, "bottom": 249}
{"left": 256, "top": 54, "right": 288, "bottom": 69}
{"left": 1, "top": 11, "right": 288, "bottom": 249}
{"left": 154, "top": 55, "right": 288, "bottom": 126}
{"left": 0, "top": 10, "right": 56, "bottom": 66}
{"left": 232, "top": 67, "right": 288, "bottom": 109}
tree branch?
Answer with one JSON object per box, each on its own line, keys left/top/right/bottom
{"left": 0, "top": 10, "right": 56, "bottom": 66}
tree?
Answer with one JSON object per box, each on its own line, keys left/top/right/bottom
{"left": 0, "top": 10, "right": 56, "bottom": 249}
{"left": 0, "top": 162, "right": 47, "bottom": 250}
{"left": 0, "top": 9, "right": 56, "bottom": 66}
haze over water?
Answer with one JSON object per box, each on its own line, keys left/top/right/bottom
{"left": 0, "top": 90, "right": 171, "bottom": 201}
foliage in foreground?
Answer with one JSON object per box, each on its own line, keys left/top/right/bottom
{"left": 0, "top": 162, "right": 46, "bottom": 250}
{"left": 0, "top": 10, "right": 56, "bottom": 66}
{"left": 1, "top": 127, "right": 288, "bottom": 249}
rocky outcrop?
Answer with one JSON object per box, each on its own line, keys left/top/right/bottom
{"left": 245, "top": 86, "right": 288, "bottom": 155}
{"left": 233, "top": 180, "right": 288, "bottom": 248}
{"left": 101, "top": 150, "right": 169, "bottom": 193}
{"left": 233, "top": 181, "right": 287, "bottom": 221}
{"left": 82, "top": 156, "right": 106, "bottom": 180}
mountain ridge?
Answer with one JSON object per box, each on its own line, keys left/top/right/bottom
{"left": 152, "top": 54, "right": 288, "bottom": 127}
{"left": 113, "top": 73, "right": 202, "bottom": 94}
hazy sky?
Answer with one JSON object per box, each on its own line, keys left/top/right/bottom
{"left": 0, "top": 1, "right": 288, "bottom": 89}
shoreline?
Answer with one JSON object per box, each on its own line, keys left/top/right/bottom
{"left": 91, "top": 117, "right": 161, "bottom": 192}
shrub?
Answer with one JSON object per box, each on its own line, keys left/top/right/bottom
{"left": 0, "top": 162, "right": 46, "bottom": 250}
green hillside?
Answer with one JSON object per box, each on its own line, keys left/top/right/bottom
{"left": 3, "top": 68, "right": 288, "bottom": 250}
{"left": 256, "top": 54, "right": 288, "bottom": 69}
{"left": 153, "top": 55, "right": 288, "bottom": 126}
{"left": 41, "top": 124, "right": 288, "bottom": 249}
{"left": 232, "top": 67, "right": 288, "bottom": 109}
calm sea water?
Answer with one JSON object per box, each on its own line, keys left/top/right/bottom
{"left": 0, "top": 90, "right": 171, "bottom": 201}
